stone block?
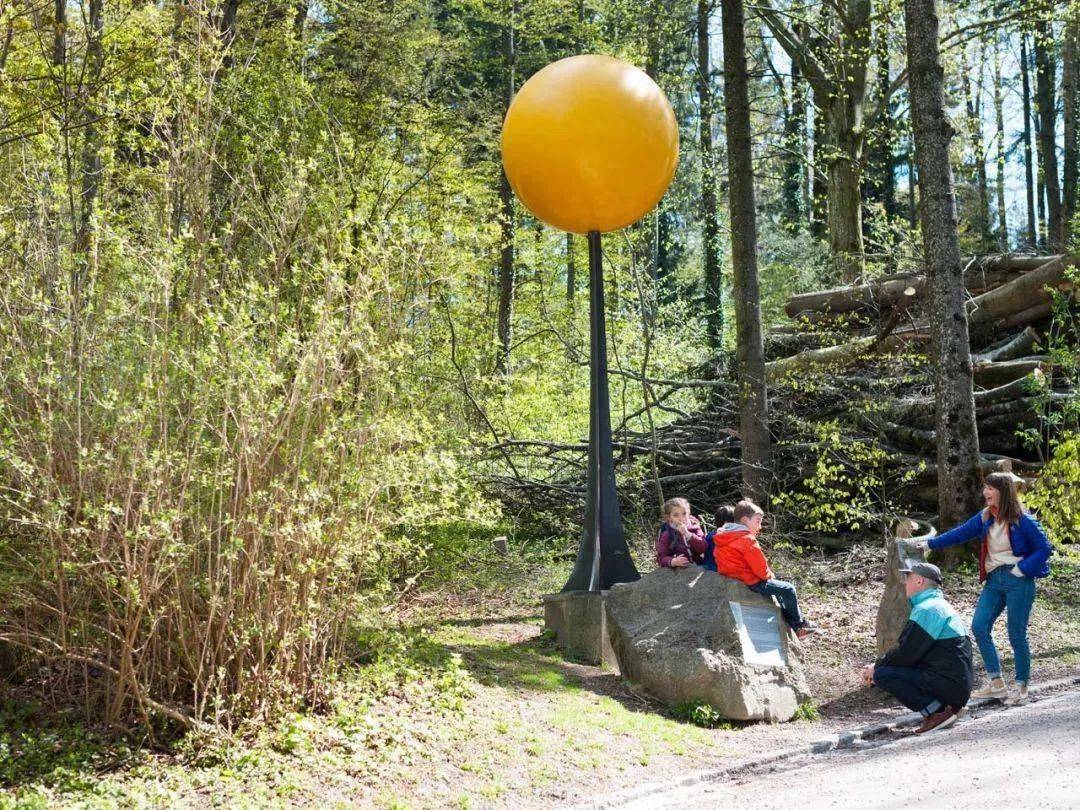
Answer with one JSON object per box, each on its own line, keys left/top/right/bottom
{"left": 543, "top": 590, "right": 618, "bottom": 669}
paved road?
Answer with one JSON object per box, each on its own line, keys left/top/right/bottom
{"left": 640, "top": 690, "right": 1080, "bottom": 810}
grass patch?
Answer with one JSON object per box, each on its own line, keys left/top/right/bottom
{"left": 436, "top": 627, "right": 576, "bottom": 693}
{"left": 413, "top": 522, "right": 568, "bottom": 603}
{"left": 668, "top": 701, "right": 735, "bottom": 730}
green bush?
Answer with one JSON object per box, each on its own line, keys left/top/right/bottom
{"left": 1024, "top": 281, "right": 1079, "bottom": 546}
{"left": 1027, "top": 433, "right": 1080, "bottom": 546}
{"left": 0, "top": 252, "right": 483, "bottom": 731}
{"left": 773, "top": 420, "right": 922, "bottom": 535}
{"left": 0, "top": 6, "right": 486, "bottom": 733}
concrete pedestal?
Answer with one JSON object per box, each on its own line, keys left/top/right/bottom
{"left": 542, "top": 590, "right": 618, "bottom": 669}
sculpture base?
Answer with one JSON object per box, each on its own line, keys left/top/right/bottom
{"left": 542, "top": 590, "right": 617, "bottom": 669}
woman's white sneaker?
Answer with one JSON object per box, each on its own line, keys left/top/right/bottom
{"left": 1005, "top": 682, "right": 1029, "bottom": 706}
{"left": 971, "top": 677, "right": 1009, "bottom": 699}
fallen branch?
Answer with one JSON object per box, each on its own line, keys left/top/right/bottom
{"left": 974, "top": 373, "right": 1041, "bottom": 404}
{"left": 765, "top": 334, "right": 910, "bottom": 383}
{"left": 973, "top": 358, "right": 1046, "bottom": 387}
{"left": 974, "top": 327, "right": 1041, "bottom": 363}
{"left": 994, "top": 302, "right": 1056, "bottom": 333}
{"left": 976, "top": 328, "right": 1041, "bottom": 362}
{"left": 968, "top": 255, "right": 1075, "bottom": 330}
{"left": 782, "top": 255, "right": 1057, "bottom": 317}
{"left": 655, "top": 466, "right": 741, "bottom": 485}
{"left": 979, "top": 410, "right": 1040, "bottom": 434}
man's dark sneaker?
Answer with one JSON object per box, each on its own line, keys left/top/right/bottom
{"left": 795, "top": 622, "right": 819, "bottom": 640}
{"left": 914, "top": 706, "right": 958, "bottom": 734}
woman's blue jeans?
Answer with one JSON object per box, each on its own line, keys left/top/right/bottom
{"left": 971, "top": 566, "right": 1036, "bottom": 683}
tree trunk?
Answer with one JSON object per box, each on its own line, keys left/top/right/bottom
{"left": 811, "top": 110, "right": 829, "bottom": 239}
{"left": 761, "top": 0, "right": 870, "bottom": 280}
{"left": 0, "top": 16, "right": 11, "bottom": 73}
{"left": 799, "top": 22, "right": 812, "bottom": 231}
{"left": 53, "top": 0, "right": 66, "bottom": 66}
{"left": 1063, "top": 19, "right": 1078, "bottom": 241}
{"left": 217, "top": 0, "right": 241, "bottom": 69}
{"left": 782, "top": 50, "right": 805, "bottom": 229}
{"left": 1021, "top": 32, "right": 1039, "bottom": 250}
{"left": 962, "top": 44, "right": 991, "bottom": 250}
{"left": 973, "top": 43, "right": 990, "bottom": 249}
{"left": 566, "top": 0, "right": 585, "bottom": 312}
{"left": 495, "top": 6, "right": 516, "bottom": 375}
{"left": 75, "top": 0, "right": 104, "bottom": 263}
{"left": 656, "top": 208, "right": 673, "bottom": 291}
{"left": 903, "top": 0, "right": 982, "bottom": 530}
{"left": 639, "top": 1, "right": 663, "bottom": 289}
{"left": 566, "top": 233, "right": 575, "bottom": 310}
{"left": 907, "top": 148, "right": 917, "bottom": 229}
{"left": 49, "top": 0, "right": 66, "bottom": 295}
{"left": 993, "top": 39, "right": 1008, "bottom": 250}
{"left": 863, "top": 23, "right": 890, "bottom": 239}
{"left": 877, "top": 25, "right": 898, "bottom": 223}
{"left": 1034, "top": 21, "right": 1062, "bottom": 250}
{"left": 698, "top": 0, "right": 723, "bottom": 345}
{"left": 1034, "top": 63, "right": 1047, "bottom": 249}
{"left": 827, "top": 106, "right": 865, "bottom": 281}
{"left": 720, "top": 0, "right": 769, "bottom": 501}
{"left": 829, "top": 0, "right": 870, "bottom": 281}
{"left": 293, "top": 1, "right": 308, "bottom": 39}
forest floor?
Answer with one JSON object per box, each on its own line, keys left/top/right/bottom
{"left": 2, "top": 537, "right": 1079, "bottom": 809}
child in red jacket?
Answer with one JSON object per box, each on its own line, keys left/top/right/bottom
{"left": 712, "top": 499, "right": 817, "bottom": 639}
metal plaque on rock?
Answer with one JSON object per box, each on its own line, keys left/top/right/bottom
{"left": 729, "top": 601, "right": 786, "bottom": 666}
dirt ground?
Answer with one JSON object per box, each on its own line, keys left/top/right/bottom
{"left": 5, "top": 543, "right": 1076, "bottom": 809}
{"left": 386, "top": 544, "right": 1080, "bottom": 808}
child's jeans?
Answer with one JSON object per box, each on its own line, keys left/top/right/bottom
{"left": 748, "top": 579, "right": 806, "bottom": 630}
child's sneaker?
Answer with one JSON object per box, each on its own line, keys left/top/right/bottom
{"left": 971, "top": 677, "right": 1008, "bottom": 700}
{"left": 795, "top": 622, "right": 819, "bottom": 640}
{"left": 1005, "top": 682, "right": 1029, "bottom": 706}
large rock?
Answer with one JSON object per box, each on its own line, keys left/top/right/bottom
{"left": 876, "top": 519, "right": 935, "bottom": 655}
{"left": 605, "top": 567, "right": 811, "bottom": 722}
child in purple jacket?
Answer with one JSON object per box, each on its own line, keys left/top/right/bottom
{"left": 655, "top": 497, "right": 707, "bottom": 568}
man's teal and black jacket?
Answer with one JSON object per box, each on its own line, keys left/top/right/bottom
{"left": 876, "top": 588, "right": 973, "bottom": 700}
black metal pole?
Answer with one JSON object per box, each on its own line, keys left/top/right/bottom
{"left": 561, "top": 231, "right": 640, "bottom": 592}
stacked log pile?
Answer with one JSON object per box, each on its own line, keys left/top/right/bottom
{"left": 490, "top": 255, "right": 1077, "bottom": 541}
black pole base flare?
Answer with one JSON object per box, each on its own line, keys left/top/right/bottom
{"left": 561, "top": 231, "right": 640, "bottom": 593}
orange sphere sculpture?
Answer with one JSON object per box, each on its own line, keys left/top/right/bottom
{"left": 501, "top": 55, "right": 679, "bottom": 234}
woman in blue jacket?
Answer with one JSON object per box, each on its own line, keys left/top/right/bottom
{"left": 918, "top": 472, "right": 1053, "bottom": 705}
